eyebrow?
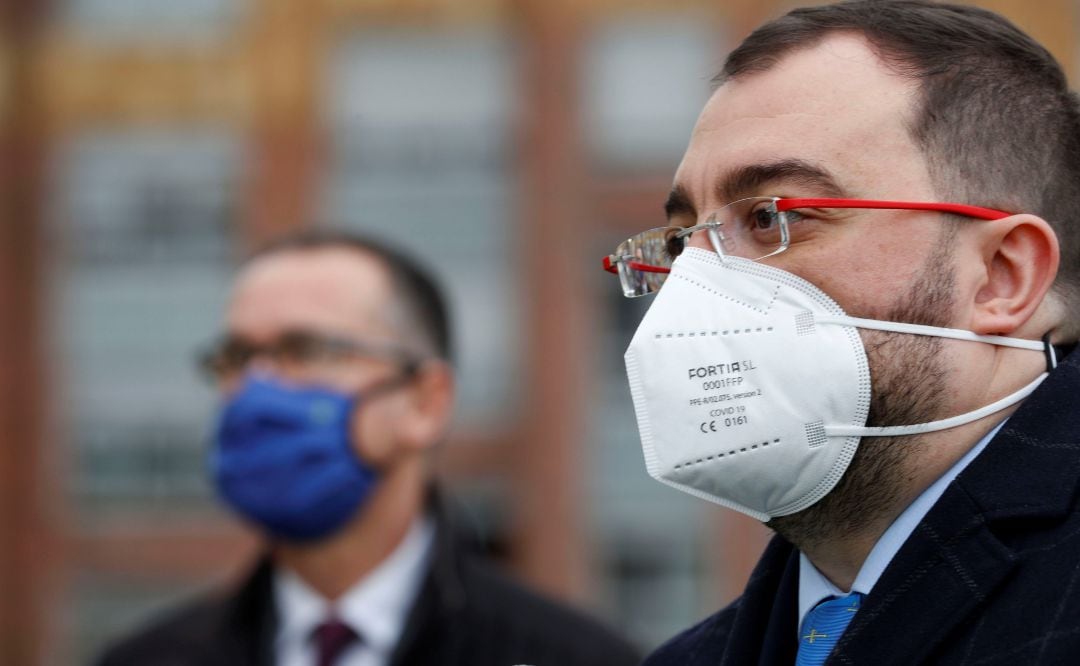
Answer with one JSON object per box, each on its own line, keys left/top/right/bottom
{"left": 664, "top": 184, "right": 696, "bottom": 220}
{"left": 664, "top": 159, "right": 847, "bottom": 220}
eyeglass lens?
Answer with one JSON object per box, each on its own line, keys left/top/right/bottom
{"left": 198, "top": 332, "right": 362, "bottom": 381}
{"left": 613, "top": 197, "right": 786, "bottom": 297}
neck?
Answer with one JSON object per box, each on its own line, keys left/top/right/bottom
{"left": 802, "top": 409, "right": 1021, "bottom": 590}
{"left": 797, "top": 467, "right": 927, "bottom": 591}
{"left": 273, "top": 460, "right": 426, "bottom": 601}
{"left": 790, "top": 343, "right": 1044, "bottom": 589}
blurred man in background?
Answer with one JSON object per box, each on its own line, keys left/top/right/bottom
{"left": 99, "top": 231, "right": 639, "bottom": 666}
{"left": 605, "top": 0, "right": 1080, "bottom": 663}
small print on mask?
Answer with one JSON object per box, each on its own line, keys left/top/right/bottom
{"left": 686, "top": 357, "right": 762, "bottom": 432}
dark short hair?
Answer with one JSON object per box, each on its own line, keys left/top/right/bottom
{"left": 248, "top": 229, "right": 453, "bottom": 361}
{"left": 720, "top": 0, "right": 1080, "bottom": 339}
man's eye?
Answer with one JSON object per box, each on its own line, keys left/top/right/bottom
{"left": 222, "top": 341, "right": 257, "bottom": 367}
{"left": 293, "top": 342, "right": 326, "bottom": 361}
{"left": 665, "top": 232, "right": 686, "bottom": 259}
{"left": 751, "top": 208, "right": 778, "bottom": 230}
{"left": 277, "top": 334, "right": 326, "bottom": 362}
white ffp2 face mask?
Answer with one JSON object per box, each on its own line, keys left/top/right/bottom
{"left": 624, "top": 247, "right": 1050, "bottom": 522}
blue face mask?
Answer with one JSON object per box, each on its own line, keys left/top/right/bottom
{"left": 210, "top": 375, "right": 377, "bottom": 542}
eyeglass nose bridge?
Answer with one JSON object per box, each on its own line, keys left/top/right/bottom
{"left": 246, "top": 354, "right": 282, "bottom": 374}
{"left": 702, "top": 214, "right": 736, "bottom": 258}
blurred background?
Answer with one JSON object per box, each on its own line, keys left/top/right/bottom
{"left": 0, "top": 0, "right": 1076, "bottom": 663}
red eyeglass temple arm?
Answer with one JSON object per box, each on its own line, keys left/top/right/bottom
{"left": 776, "top": 198, "right": 1011, "bottom": 220}
{"left": 602, "top": 255, "right": 672, "bottom": 274}
{"left": 602, "top": 199, "right": 1011, "bottom": 273}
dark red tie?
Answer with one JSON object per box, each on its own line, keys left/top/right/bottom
{"left": 312, "top": 618, "right": 359, "bottom": 666}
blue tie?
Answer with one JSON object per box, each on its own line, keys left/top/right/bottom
{"left": 795, "top": 592, "right": 863, "bottom": 666}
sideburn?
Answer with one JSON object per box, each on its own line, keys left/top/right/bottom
{"left": 769, "top": 232, "right": 958, "bottom": 552}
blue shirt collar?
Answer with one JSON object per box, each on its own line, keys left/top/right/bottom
{"left": 797, "top": 419, "right": 1006, "bottom": 630}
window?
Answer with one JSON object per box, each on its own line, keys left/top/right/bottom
{"left": 52, "top": 130, "right": 238, "bottom": 511}
{"left": 584, "top": 16, "right": 719, "bottom": 171}
{"left": 323, "top": 28, "right": 521, "bottom": 427}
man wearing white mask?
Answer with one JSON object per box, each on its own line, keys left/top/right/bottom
{"left": 603, "top": 1, "right": 1080, "bottom": 663}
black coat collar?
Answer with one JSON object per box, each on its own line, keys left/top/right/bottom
{"left": 832, "top": 348, "right": 1080, "bottom": 664}
{"left": 221, "top": 486, "right": 471, "bottom": 666}
{"left": 710, "top": 348, "right": 1080, "bottom": 665}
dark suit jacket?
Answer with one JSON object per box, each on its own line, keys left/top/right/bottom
{"left": 97, "top": 497, "right": 641, "bottom": 666}
{"left": 645, "top": 347, "right": 1080, "bottom": 665}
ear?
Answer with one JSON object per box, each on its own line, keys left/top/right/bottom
{"left": 970, "top": 214, "right": 1060, "bottom": 336}
{"left": 396, "top": 361, "right": 456, "bottom": 452}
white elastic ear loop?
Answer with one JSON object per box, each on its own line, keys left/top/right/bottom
{"left": 816, "top": 315, "right": 1046, "bottom": 351}
{"left": 817, "top": 314, "right": 1050, "bottom": 437}
{"left": 826, "top": 372, "right": 1047, "bottom": 437}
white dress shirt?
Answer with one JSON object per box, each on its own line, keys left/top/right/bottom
{"left": 273, "top": 515, "right": 435, "bottom": 666}
{"left": 797, "top": 420, "right": 1006, "bottom": 632}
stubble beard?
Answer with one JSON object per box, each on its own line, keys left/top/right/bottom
{"left": 768, "top": 241, "right": 957, "bottom": 552}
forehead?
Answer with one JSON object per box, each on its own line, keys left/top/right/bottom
{"left": 226, "top": 248, "right": 395, "bottom": 340}
{"left": 675, "top": 34, "right": 932, "bottom": 205}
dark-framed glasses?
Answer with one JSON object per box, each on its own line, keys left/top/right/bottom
{"left": 196, "top": 330, "right": 423, "bottom": 383}
{"left": 602, "top": 196, "right": 1011, "bottom": 298}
